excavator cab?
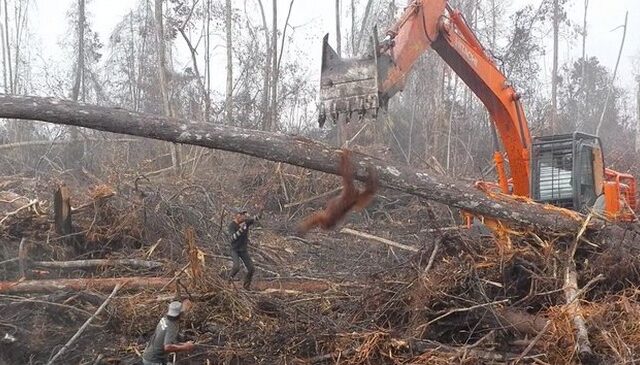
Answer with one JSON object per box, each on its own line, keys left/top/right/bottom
{"left": 530, "top": 132, "right": 637, "bottom": 220}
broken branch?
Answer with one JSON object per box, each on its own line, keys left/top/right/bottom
{"left": 340, "top": 227, "right": 419, "bottom": 252}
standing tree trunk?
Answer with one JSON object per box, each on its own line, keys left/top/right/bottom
{"left": 257, "top": 0, "right": 271, "bottom": 130}
{"left": 224, "top": 0, "right": 233, "bottom": 125}
{"left": 335, "top": 0, "right": 341, "bottom": 57}
{"left": 355, "top": 0, "right": 374, "bottom": 55}
{"left": 636, "top": 77, "right": 640, "bottom": 153}
{"left": 3, "top": 0, "right": 12, "bottom": 94}
{"left": 350, "top": 0, "right": 354, "bottom": 56}
{"left": 205, "top": 0, "right": 211, "bottom": 122}
{"left": 335, "top": 0, "right": 345, "bottom": 147}
{"left": 154, "top": 0, "right": 181, "bottom": 175}
{"left": 71, "top": 0, "right": 84, "bottom": 102}
{"left": 0, "top": 2, "right": 6, "bottom": 93}
{"left": 69, "top": 0, "right": 86, "bottom": 166}
{"left": 551, "top": 0, "right": 559, "bottom": 134}
{"left": 581, "top": 0, "right": 588, "bottom": 77}
{"left": 269, "top": 0, "right": 278, "bottom": 131}
{"left": 595, "top": 12, "right": 627, "bottom": 137}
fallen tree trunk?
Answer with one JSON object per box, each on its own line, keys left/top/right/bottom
{"left": 0, "top": 277, "right": 169, "bottom": 293}
{"left": 0, "top": 94, "right": 589, "bottom": 233}
{"left": 0, "top": 276, "right": 346, "bottom": 294}
{"left": 32, "top": 259, "right": 163, "bottom": 270}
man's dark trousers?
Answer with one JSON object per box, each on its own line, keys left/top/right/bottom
{"left": 230, "top": 249, "right": 254, "bottom": 289}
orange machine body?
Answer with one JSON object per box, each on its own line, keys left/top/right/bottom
{"left": 318, "top": 0, "right": 636, "bottom": 221}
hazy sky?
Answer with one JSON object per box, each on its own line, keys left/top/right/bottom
{"left": 30, "top": 0, "right": 640, "bottom": 98}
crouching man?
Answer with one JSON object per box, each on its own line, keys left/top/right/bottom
{"left": 142, "top": 300, "right": 194, "bottom": 365}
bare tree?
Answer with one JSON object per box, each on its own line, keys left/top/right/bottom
{"left": 581, "top": 0, "right": 588, "bottom": 79}
{"left": 636, "top": 76, "right": 640, "bottom": 153}
{"left": 0, "top": 2, "right": 6, "bottom": 92}
{"left": 335, "top": 0, "right": 345, "bottom": 146}
{"left": 595, "top": 12, "right": 627, "bottom": 137}
{"left": 154, "top": 0, "right": 181, "bottom": 174}
{"left": 225, "top": 0, "right": 233, "bottom": 125}
{"left": 71, "top": 0, "right": 84, "bottom": 102}
{"left": 551, "top": 0, "right": 559, "bottom": 134}
{"left": 205, "top": 0, "right": 211, "bottom": 122}
{"left": 335, "top": 0, "right": 341, "bottom": 57}
{"left": 3, "top": 0, "right": 12, "bottom": 93}
{"left": 257, "top": 0, "right": 271, "bottom": 130}
{"left": 67, "top": 0, "right": 86, "bottom": 165}
{"left": 269, "top": 0, "right": 277, "bottom": 131}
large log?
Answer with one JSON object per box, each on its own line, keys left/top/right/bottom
{"left": 0, "top": 277, "right": 170, "bottom": 293}
{"left": 0, "top": 94, "right": 585, "bottom": 233}
{"left": 0, "top": 277, "right": 343, "bottom": 294}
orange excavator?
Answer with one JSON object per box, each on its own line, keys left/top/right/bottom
{"left": 318, "top": 0, "right": 637, "bottom": 221}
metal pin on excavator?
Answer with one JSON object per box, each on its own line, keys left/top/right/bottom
{"left": 319, "top": 0, "right": 637, "bottom": 222}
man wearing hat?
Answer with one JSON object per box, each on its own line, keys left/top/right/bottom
{"left": 228, "top": 207, "right": 257, "bottom": 290}
{"left": 142, "top": 300, "right": 194, "bottom": 365}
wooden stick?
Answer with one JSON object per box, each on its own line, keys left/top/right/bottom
{"left": 340, "top": 228, "right": 419, "bottom": 253}
{"left": 564, "top": 213, "right": 595, "bottom": 359}
{"left": 32, "top": 259, "right": 163, "bottom": 270}
{"left": 564, "top": 261, "right": 594, "bottom": 358}
{"left": 18, "top": 238, "right": 27, "bottom": 279}
{"left": 46, "top": 283, "right": 123, "bottom": 365}
{"left": 424, "top": 241, "right": 440, "bottom": 274}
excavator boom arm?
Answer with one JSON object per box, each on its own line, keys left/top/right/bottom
{"left": 320, "top": 0, "right": 532, "bottom": 196}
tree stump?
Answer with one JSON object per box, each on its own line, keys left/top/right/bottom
{"left": 54, "top": 185, "right": 72, "bottom": 240}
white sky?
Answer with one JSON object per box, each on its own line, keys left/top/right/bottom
{"left": 30, "top": 0, "right": 640, "bottom": 99}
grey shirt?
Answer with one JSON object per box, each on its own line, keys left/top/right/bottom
{"left": 142, "top": 316, "right": 179, "bottom": 363}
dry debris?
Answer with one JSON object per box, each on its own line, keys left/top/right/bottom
{"left": 1, "top": 164, "right": 640, "bottom": 365}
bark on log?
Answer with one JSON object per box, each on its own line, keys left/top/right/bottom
{"left": 0, "top": 277, "right": 169, "bottom": 293}
{"left": 0, "top": 276, "right": 344, "bottom": 294}
{"left": 32, "top": 259, "right": 163, "bottom": 270}
{"left": 0, "top": 94, "right": 590, "bottom": 233}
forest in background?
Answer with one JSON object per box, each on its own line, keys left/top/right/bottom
{"left": 0, "top": 0, "right": 637, "bottom": 179}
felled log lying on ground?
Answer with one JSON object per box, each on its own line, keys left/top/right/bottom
{"left": 0, "top": 277, "right": 170, "bottom": 293}
{"left": 0, "top": 276, "right": 346, "bottom": 294}
{"left": 31, "top": 259, "right": 163, "bottom": 270}
{"left": 0, "top": 94, "right": 591, "bottom": 234}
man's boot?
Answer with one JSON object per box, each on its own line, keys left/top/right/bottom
{"left": 243, "top": 273, "right": 253, "bottom": 290}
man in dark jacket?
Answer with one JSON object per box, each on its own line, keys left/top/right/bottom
{"left": 228, "top": 207, "right": 256, "bottom": 290}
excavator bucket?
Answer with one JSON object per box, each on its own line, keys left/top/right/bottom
{"left": 318, "top": 34, "right": 380, "bottom": 127}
